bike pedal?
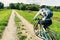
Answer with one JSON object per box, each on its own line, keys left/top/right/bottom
{"left": 38, "top": 35, "right": 45, "bottom": 39}
{"left": 39, "top": 36, "right": 45, "bottom": 40}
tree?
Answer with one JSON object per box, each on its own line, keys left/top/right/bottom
{"left": 19, "top": 3, "right": 26, "bottom": 10}
{"left": 9, "top": 3, "right": 16, "bottom": 9}
{"left": 15, "top": 3, "right": 20, "bottom": 9}
{"left": 29, "top": 4, "right": 40, "bottom": 11}
{"left": 0, "top": 2, "right": 4, "bottom": 9}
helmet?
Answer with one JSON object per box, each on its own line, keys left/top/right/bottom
{"left": 40, "top": 5, "right": 46, "bottom": 9}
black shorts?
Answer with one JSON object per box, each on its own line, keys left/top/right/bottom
{"left": 38, "top": 19, "right": 52, "bottom": 29}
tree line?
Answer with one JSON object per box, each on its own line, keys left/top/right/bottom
{"left": 46, "top": 6, "right": 60, "bottom": 11}
{"left": 0, "top": 2, "right": 60, "bottom": 11}
{"left": 9, "top": 3, "right": 40, "bottom": 11}
{"left": 9, "top": 3, "right": 60, "bottom": 11}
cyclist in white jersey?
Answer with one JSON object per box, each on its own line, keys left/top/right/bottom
{"left": 33, "top": 5, "right": 53, "bottom": 30}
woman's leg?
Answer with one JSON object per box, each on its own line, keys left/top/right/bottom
{"left": 37, "top": 20, "right": 41, "bottom": 31}
{"left": 37, "top": 24, "right": 41, "bottom": 31}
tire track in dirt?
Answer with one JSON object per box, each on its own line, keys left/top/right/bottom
{"left": 15, "top": 10, "right": 43, "bottom": 40}
{"left": 1, "top": 10, "right": 18, "bottom": 40}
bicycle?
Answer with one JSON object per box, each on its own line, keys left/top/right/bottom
{"left": 34, "top": 18, "right": 57, "bottom": 40}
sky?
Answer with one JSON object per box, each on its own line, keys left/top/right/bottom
{"left": 0, "top": 0, "right": 60, "bottom": 7}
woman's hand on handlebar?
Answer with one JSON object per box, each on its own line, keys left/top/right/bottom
{"left": 33, "top": 18, "right": 40, "bottom": 20}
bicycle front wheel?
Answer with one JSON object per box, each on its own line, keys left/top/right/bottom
{"left": 40, "top": 31, "right": 52, "bottom": 40}
{"left": 47, "top": 30, "right": 57, "bottom": 40}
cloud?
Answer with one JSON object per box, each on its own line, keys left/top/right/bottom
{"left": 0, "top": 0, "right": 60, "bottom": 6}
{"left": 32, "top": 0, "right": 60, "bottom": 6}
{"left": 0, "top": 0, "right": 19, "bottom": 6}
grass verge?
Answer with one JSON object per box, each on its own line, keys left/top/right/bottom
{"left": 15, "top": 15, "right": 27, "bottom": 40}
{"left": 0, "top": 9, "right": 11, "bottom": 39}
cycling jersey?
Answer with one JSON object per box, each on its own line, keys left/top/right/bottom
{"left": 33, "top": 8, "right": 53, "bottom": 21}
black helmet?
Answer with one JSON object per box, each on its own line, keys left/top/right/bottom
{"left": 40, "top": 5, "right": 46, "bottom": 9}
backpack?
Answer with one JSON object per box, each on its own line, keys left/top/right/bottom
{"left": 47, "top": 11, "right": 53, "bottom": 18}
{"left": 45, "top": 8, "right": 53, "bottom": 18}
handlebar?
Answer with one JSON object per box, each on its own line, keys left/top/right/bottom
{"left": 34, "top": 18, "right": 41, "bottom": 20}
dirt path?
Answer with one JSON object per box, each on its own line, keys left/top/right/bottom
{"left": 15, "top": 10, "right": 43, "bottom": 40}
{"left": 1, "top": 10, "right": 18, "bottom": 40}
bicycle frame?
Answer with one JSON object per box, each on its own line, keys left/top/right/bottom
{"left": 40, "top": 25, "right": 52, "bottom": 40}
{"left": 34, "top": 23, "right": 52, "bottom": 40}
{"left": 34, "top": 18, "right": 57, "bottom": 40}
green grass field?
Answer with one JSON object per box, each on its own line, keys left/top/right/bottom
{"left": 16, "top": 10, "right": 60, "bottom": 40}
{"left": 0, "top": 9, "right": 11, "bottom": 38}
